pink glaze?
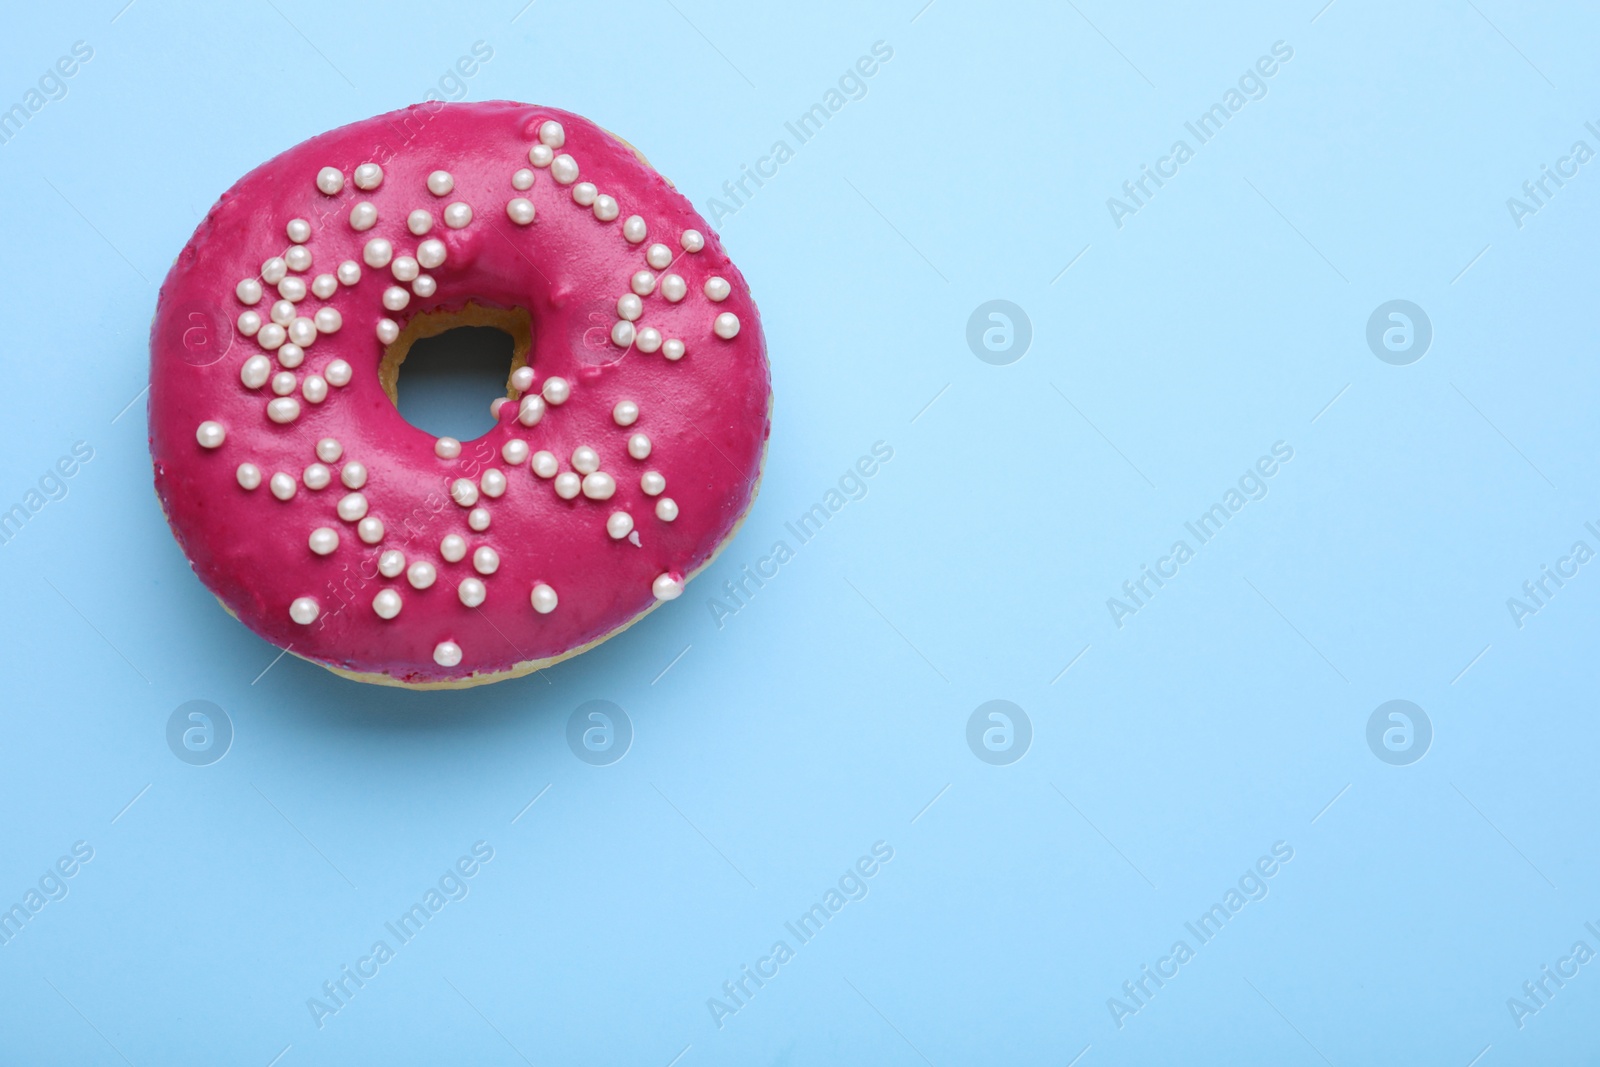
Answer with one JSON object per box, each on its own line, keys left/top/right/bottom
{"left": 149, "top": 102, "right": 770, "bottom": 684}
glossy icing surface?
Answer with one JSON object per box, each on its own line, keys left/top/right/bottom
{"left": 149, "top": 102, "right": 770, "bottom": 684}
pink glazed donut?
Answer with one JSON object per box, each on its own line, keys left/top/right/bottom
{"left": 149, "top": 102, "right": 770, "bottom": 689}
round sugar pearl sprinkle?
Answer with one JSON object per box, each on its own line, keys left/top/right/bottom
{"left": 450, "top": 478, "right": 479, "bottom": 507}
{"left": 391, "top": 256, "right": 419, "bottom": 282}
{"left": 377, "top": 319, "right": 400, "bottom": 344}
{"left": 316, "top": 438, "right": 343, "bottom": 462}
{"left": 337, "top": 260, "right": 362, "bottom": 285}
{"left": 511, "top": 366, "right": 535, "bottom": 392}
{"left": 363, "top": 238, "right": 393, "bottom": 268}
{"left": 258, "top": 323, "right": 287, "bottom": 350}
{"left": 539, "top": 120, "right": 565, "bottom": 147}
{"left": 646, "top": 243, "right": 672, "bottom": 269}
{"left": 480, "top": 469, "right": 507, "bottom": 498}
{"left": 350, "top": 202, "right": 378, "bottom": 231}
{"left": 468, "top": 507, "right": 491, "bottom": 532}
{"left": 309, "top": 527, "right": 339, "bottom": 555}
{"left": 622, "top": 216, "right": 647, "bottom": 243}
{"left": 653, "top": 573, "right": 684, "bottom": 600}
{"left": 312, "top": 274, "right": 338, "bottom": 299}
{"left": 196, "top": 421, "right": 226, "bottom": 449}
{"left": 277, "top": 344, "right": 304, "bottom": 369}
{"left": 444, "top": 202, "right": 473, "bottom": 228}
{"left": 354, "top": 163, "right": 383, "bottom": 190}
{"left": 241, "top": 356, "right": 271, "bottom": 389}
{"left": 271, "top": 301, "right": 295, "bottom": 326}
{"left": 681, "top": 229, "right": 705, "bottom": 253}
{"left": 238, "top": 311, "right": 262, "bottom": 337}
{"left": 507, "top": 198, "right": 535, "bottom": 225}
{"left": 441, "top": 534, "right": 467, "bottom": 562}
{"left": 267, "top": 398, "right": 301, "bottom": 423}
{"left": 372, "top": 589, "right": 402, "bottom": 619}
{"left": 433, "top": 641, "right": 462, "bottom": 667}
{"left": 270, "top": 473, "right": 297, "bottom": 501}
{"left": 237, "top": 278, "right": 263, "bottom": 304}
{"left": 458, "top": 579, "right": 486, "bottom": 607}
{"left": 512, "top": 168, "right": 535, "bottom": 190}
{"left": 490, "top": 398, "right": 509, "bottom": 418}
{"left": 272, "top": 372, "right": 297, "bottom": 396}
{"left": 502, "top": 439, "right": 529, "bottom": 465}
{"left": 572, "top": 182, "right": 597, "bottom": 206}
{"left": 285, "top": 246, "right": 312, "bottom": 273}
{"left": 530, "top": 584, "right": 558, "bottom": 614}
{"left": 628, "top": 433, "right": 651, "bottom": 459}
{"left": 611, "top": 321, "right": 636, "bottom": 347}
{"left": 518, "top": 395, "right": 546, "bottom": 426}
{"left": 340, "top": 462, "right": 367, "bottom": 489}
{"left": 641, "top": 471, "right": 665, "bottom": 496}
{"left": 713, "top": 312, "right": 740, "bottom": 339}
{"left": 408, "top": 561, "right": 437, "bottom": 589}
{"left": 631, "top": 271, "right": 656, "bottom": 296}
{"left": 303, "top": 375, "right": 329, "bottom": 404}
{"left": 290, "top": 597, "right": 321, "bottom": 624}
{"left": 436, "top": 437, "right": 461, "bottom": 459}
{"left": 606, "top": 512, "right": 634, "bottom": 539}
{"left": 553, "top": 472, "right": 581, "bottom": 499}
{"left": 572, "top": 446, "right": 599, "bottom": 474}
{"left": 542, "top": 377, "right": 570, "bottom": 405}
{"left": 593, "top": 195, "right": 619, "bottom": 222}
{"left": 286, "top": 218, "right": 312, "bottom": 244}
{"left": 358, "top": 517, "right": 385, "bottom": 544}
{"left": 704, "top": 277, "right": 731, "bottom": 302}
{"left": 656, "top": 498, "right": 679, "bottom": 522}
{"left": 237, "top": 463, "right": 262, "bottom": 490}
{"left": 279, "top": 277, "right": 307, "bottom": 302}
{"left": 617, "top": 294, "right": 642, "bottom": 321}
{"left": 383, "top": 286, "right": 410, "bottom": 311}
{"left": 314, "top": 308, "right": 342, "bottom": 333}
{"left": 582, "top": 472, "right": 616, "bottom": 500}
{"left": 337, "top": 493, "right": 368, "bottom": 521}
{"left": 529, "top": 144, "right": 554, "bottom": 167}
{"left": 408, "top": 210, "right": 433, "bottom": 236}
{"left": 551, "top": 155, "right": 579, "bottom": 185}
{"left": 427, "top": 170, "right": 454, "bottom": 196}
{"left": 412, "top": 275, "right": 436, "bottom": 297}
{"left": 379, "top": 550, "right": 406, "bottom": 578}
{"left": 635, "top": 327, "right": 662, "bottom": 354}
{"left": 663, "top": 339, "right": 685, "bottom": 361}
{"left": 417, "top": 239, "right": 447, "bottom": 269}
{"left": 473, "top": 546, "right": 499, "bottom": 575}
{"left": 303, "top": 463, "right": 331, "bottom": 490}
{"left": 325, "top": 360, "right": 352, "bottom": 387}
{"left": 531, "top": 451, "right": 558, "bottom": 478}
{"left": 612, "top": 400, "right": 639, "bottom": 427}
{"left": 288, "top": 317, "right": 317, "bottom": 346}
{"left": 262, "top": 258, "right": 288, "bottom": 284}
{"left": 317, "top": 167, "right": 345, "bottom": 195}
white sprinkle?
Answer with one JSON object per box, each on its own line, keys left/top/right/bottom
{"left": 288, "top": 316, "right": 317, "bottom": 347}
{"left": 286, "top": 245, "right": 313, "bottom": 273}
{"left": 539, "top": 120, "right": 565, "bottom": 148}
{"left": 646, "top": 243, "right": 672, "bottom": 269}
{"left": 412, "top": 274, "right": 437, "bottom": 297}
{"left": 325, "top": 360, "right": 353, "bottom": 387}
{"left": 713, "top": 312, "right": 740, "bottom": 339}
{"left": 450, "top": 478, "right": 479, "bottom": 507}
{"left": 541, "top": 377, "right": 570, "bottom": 405}
{"left": 510, "top": 366, "right": 535, "bottom": 392}
{"left": 635, "top": 327, "right": 662, "bottom": 354}
{"left": 391, "top": 256, "right": 420, "bottom": 283}
{"left": 363, "top": 237, "right": 393, "bottom": 268}
{"left": 408, "top": 210, "right": 433, "bottom": 236}
{"left": 506, "top": 198, "right": 536, "bottom": 225}
{"left": 616, "top": 293, "right": 643, "bottom": 321}
{"left": 316, "top": 167, "right": 345, "bottom": 195}
{"left": 433, "top": 640, "right": 462, "bottom": 667}
{"left": 612, "top": 400, "right": 639, "bottom": 427}
{"left": 278, "top": 276, "right": 307, "bottom": 302}
{"left": 582, "top": 471, "right": 616, "bottom": 500}
{"left": 641, "top": 471, "right": 666, "bottom": 496}
{"left": 440, "top": 534, "right": 466, "bottom": 562}
{"left": 350, "top": 202, "right": 378, "bottom": 231}
{"left": 377, "top": 319, "right": 400, "bottom": 344}
{"left": 372, "top": 589, "right": 402, "bottom": 619}
{"left": 267, "top": 397, "right": 301, "bottom": 424}
{"left": 237, "top": 463, "right": 262, "bottom": 489}
{"left": 357, "top": 516, "right": 384, "bottom": 544}
{"left": 270, "top": 301, "right": 296, "bottom": 326}
{"left": 530, "top": 583, "right": 558, "bottom": 614}
{"left": 383, "top": 286, "right": 410, "bottom": 312}
{"left": 458, "top": 578, "right": 486, "bottom": 607}
{"left": 303, "top": 375, "right": 329, "bottom": 404}
{"left": 257, "top": 323, "right": 287, "bottom": 350}
{"left": 270, "top": 472, "right": 297, "bottom": 501}
{"left": 628, "top": 433, "right": 651, "bottom": 459}
{"left": 379, "top": 549, "right": 406, "bottom": 578}
{"left": 408, "top": 561, "right": 437, "bottom": 589}
{"left": 241, "top": 355, "right": 271, "bottom": 389}
{"left": 531, "top": 450, "right": 558, "bottom": 478}
{"left": 472, "top": 546, "right": 500, "bottom": 575}
{"left": 572, "top": 182, "right": 597, "bottom": 206}
{"left": 427, "top": 170, "right": 455, "bottom": 196}
{"left": 480, "top": 469, "right": 507, "bottom": 498}
{"left": 312, "top": 273, "right": 338, "bottom": 299}
{"left": 623, "top": 216, "right": 647, "bottom": 243}
{"left": 551, "top": 154, "right": 579, "bottom": 185}
{"left": 518, "top": 395, "right": 546, "bottom": 426}
{"left": 512, "top": 168, "right": 535, "bottom": 191}
{"left": 553, "top": 472, "right": 581, "bottom": 499}
{"left": 290, "top": 597, "right": 321, "bottom": 624}
{"left": 571, "top": 446, "right": 599, "bottom": 474}
{"left": 286, "top": 218, "right": 312, "bottom": 244}
{"left": 272, "top": 371, "right": 297, "bottom": 397}
{"left": 309, "top": 527, "right": 339, "bottom": 555}
{"left": 529, "top": 144, "right": 554, "bottom": 167}
{"left": 468, "top": 507, "right": 491, "bottom": 531}
{"left": 340, "top": 461, "right": 367, "bottom": 489}
{"left": 196, "top": 421, "right": 226, "bottom": 449}
{"left": 236, "top": 278, "right": 263, "bottom": 304}
{"left": 337, "top": 260, "right": 362, "bottom": 286}
{"left": 631, "top": 270, "right": 656, "bottom": 296}
{"left": 593, "top": 195, "right": 619, "bottom": 222}
{"left": 316, "top": 437, "right": 343, "bottom": 462}
{"left": 353, "top": 163, "right": 383, "bottom": 190}
{"left": 655, "top": 497, "right": 679, "bottom": 522}
{"left": 606, "top": 512, "right": 634, "bottom": 539}
{"left": 435, "top": 437, "right": 461, "bottom": 459}
{"left": 336, "top": 492, "right": 368, "bottom": 521}
{"left": 262, "top": 257, "right": 288, "bottom": 284}
{"left": 704, "top": 276, "right": 731, "bottom": 302}
{"left": 314, "top": 307, "right": 342, "bottom": 333}
{"left": 611, "top": 320, "right": 636, "bottom": 347}
{"left": 662, "top": 339, "right": 685, "bottom": 361}
{"left": 681, "top": 229, "right": 705, "bottom": 252}
{"left": 237, "top": 311, "right": 262, "bottom": 337}
{"left": 444, "top": 202, "right": 473, "bottom": 228}
{"left": 303, "top": 463, "right": 331, "bottom": 490}
{"left": 652, "top": 573, "right": 684, "bottom": 600}
{"left": 417, "top": 239, "right": 447, "bottom": 269}
{"left": 277, "top": 343, "right": 304, "bottom": 369}
{"left": 502, "top": 439, "right": 529, "bottom": 465}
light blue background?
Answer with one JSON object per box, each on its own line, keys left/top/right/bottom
{"left": 2, "top": 0, "right": 1597, "bottom": 1063}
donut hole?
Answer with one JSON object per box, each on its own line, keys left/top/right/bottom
{"left": 379, "top": 303, "right": 532, "bottom": 441}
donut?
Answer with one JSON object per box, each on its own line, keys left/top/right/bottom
{"left": 148, "top": 102, "right": 771, "bottom": 688}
